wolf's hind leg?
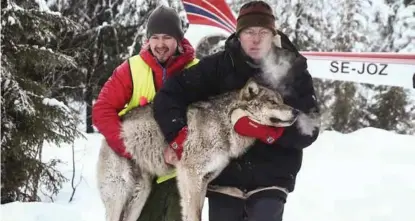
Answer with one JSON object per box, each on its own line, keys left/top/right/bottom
{"left": 105, "top": 191, "right": 128, "bottom": 221}
{"left": 176, "top": 167, "right": 205, "bottom": 221}
{"left": 199, "top": 171, "right": 219, "bottom": 210}
{"left": 123, "top": 173, "right": 152, "bottom": 221}
{"left": 97, "top": 155, "right": 134, "bottom": 221}
{"left": 99, "top": 174, "right": 134, "bottom": 221}
{"left": 199, "top": 178, "right": 209, "bottom": 212}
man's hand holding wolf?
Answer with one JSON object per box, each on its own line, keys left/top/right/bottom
{"left": 164, "top": 112, "right": 286, "bottom": 165}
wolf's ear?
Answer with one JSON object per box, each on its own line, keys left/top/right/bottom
{"left": 273, "top": 34, "right": 282, "bottom": 48}
{"left": 240, "top": 79, "right": 259, "bottom": 100}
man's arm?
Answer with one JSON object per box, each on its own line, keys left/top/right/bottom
{"left": 275, "top": 65, "right": 320, "bottom": 149}
{"left": 92, "top": 61, "right": 133, "bottom": 158}
{"left": 153, "top": 54, "right": 222, "bottom": 143}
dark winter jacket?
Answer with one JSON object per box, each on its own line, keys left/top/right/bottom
{"left": 152, "top": 31, "right": 320, "bottom": 193}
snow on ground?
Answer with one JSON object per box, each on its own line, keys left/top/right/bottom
{"left": 2, "top": 125, "right": 415, "bottom": 221}
{"left": 285, "top": 128, "right": 415, "bottom": 221}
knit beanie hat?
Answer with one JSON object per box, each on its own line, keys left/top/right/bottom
{"left": 236, "top": 1, "right": 276, "bottom": 36}
{"left": 146, "top": 5, "right": 184, "bottom": 41}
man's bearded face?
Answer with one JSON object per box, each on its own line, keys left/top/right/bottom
{"left": 149, "top": 34, "right": 178, "bottom": 63}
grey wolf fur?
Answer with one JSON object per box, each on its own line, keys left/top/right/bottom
{"left": 96, "top": 34, "right": 320, "bottom": 221}
{"left": 97, "top": 79, "right": 302, "bottom": 221}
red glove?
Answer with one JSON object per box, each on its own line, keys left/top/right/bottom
{"left": 106, "top": 138, "right": 132, "bottom": 160}
{"left": 233, "top": 116, "right": 285, "bottom": 144}
{"left": 168, "top": 126, "right": 188, "bottom": 160}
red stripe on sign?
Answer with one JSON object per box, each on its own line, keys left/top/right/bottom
{"left": 300, "top": 52, "right": 415, "bottom": 65}
{"left": 301, "top": 52, "right": 415, "bottom": 60}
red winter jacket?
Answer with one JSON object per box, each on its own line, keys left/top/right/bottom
{"left": 92, "top": 38, "right": 196, "bottom": 159}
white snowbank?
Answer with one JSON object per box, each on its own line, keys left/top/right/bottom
{"left": 285, "top": 128, "right": 415, "bottom": 221}
{"left": 2, "top": 127, "right": 415, "bottom": 221}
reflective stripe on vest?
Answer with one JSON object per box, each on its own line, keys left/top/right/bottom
{"left": 118, "top": 55, "right": 199, "bottom": 117}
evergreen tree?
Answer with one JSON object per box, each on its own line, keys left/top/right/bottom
{"left": 1, "top": 1, "right": 85, "bottom": 203}
{"left": 366, "top": 86, "right": 413, "bottom": 133}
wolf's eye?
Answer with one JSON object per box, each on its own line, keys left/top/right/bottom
{"left": 269, "top": 100, "right": 278, "bottom": 105}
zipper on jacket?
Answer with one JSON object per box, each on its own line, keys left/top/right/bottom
{"left": 162, "top": 67, "right": 167, "bottom": 83}
{"left": 157, "top": 61, "right": 167, "bottom": 83}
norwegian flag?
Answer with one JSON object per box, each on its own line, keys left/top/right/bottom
{"left": 182, "top": 0, "right": 237, "bottom": 34}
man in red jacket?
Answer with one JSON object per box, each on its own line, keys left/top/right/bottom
{"left": 92, "top": 5, "right": 197, "bottom": 160}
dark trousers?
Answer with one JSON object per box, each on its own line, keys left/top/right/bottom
{"left": 208, "top": 191, "right": 286, "bottom": 221}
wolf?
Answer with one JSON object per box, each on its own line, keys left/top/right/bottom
{"left": 96, "top": 78, "right": 304, "bottom": 221}
{"left": 96, "top": 35, "right": 320, "bottom": 221}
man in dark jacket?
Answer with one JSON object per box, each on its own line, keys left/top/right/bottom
{"left": 153, "top": 1, "right": 320, "bottom": 221}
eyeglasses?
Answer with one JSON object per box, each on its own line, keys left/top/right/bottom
{"left": 240, "top": 29, "right": 273, "bottom": 39}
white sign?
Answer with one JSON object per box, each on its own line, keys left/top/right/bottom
{"left": 301, "top": 52, "right": 415, "bottom": 89}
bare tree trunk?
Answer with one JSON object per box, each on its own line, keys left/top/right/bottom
{"left": 30, "top": 141, "right": 43, "bottom": 201}
{"left": 85, "top": 24, "right": 100, "bottom": 134}
{"left": 69, "top": 142, "right": 78, "bottom": 202}
{"left": 137, "top": 179, "right": 182, "bottom": 221}
{"left": 85, "top": 81, "right": 94, "bottom": 134}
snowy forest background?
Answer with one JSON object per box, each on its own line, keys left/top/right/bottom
{"left": 1, "top": 0, "right": 415, "bottom": 204}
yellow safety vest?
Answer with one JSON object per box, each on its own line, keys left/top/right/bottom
{"left": 117, "top": 54, "right": 199, "bottom": 183}
{"left": 118, "top": 55, "right": 199, "bottom": 117}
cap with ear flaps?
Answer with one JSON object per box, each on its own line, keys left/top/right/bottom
{"left": 146, "top": 5, "right": 184, "bottom": 40}
{"left": 236, "top": 1, "right": 276, "bottom": 36}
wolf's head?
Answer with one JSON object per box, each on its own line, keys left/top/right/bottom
{"left": 236, "top": 79, "right": 299, "bottom": 127}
